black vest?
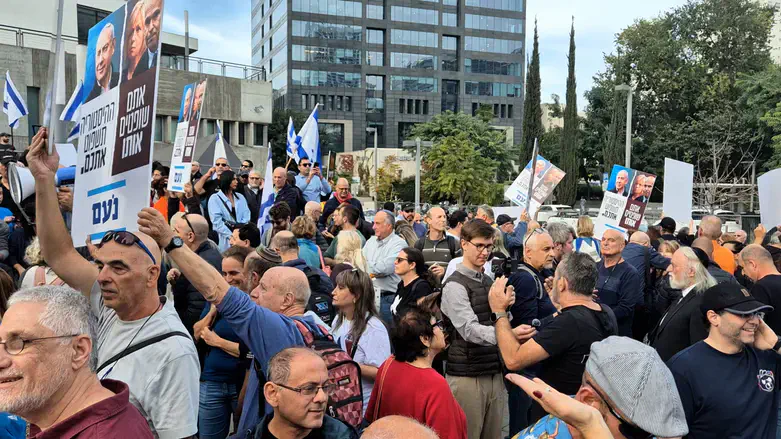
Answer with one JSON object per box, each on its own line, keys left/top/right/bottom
{"left": 443, "top": 270, "right": 502, "bottom": 377}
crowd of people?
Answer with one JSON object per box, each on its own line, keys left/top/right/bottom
{"left": 0, "top": 128, "right": 780, "bottom": 439}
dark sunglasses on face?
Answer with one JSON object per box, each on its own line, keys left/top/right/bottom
{"left": 300, "top": 162, "right": 311, "bottom": 167}
{"left": 100, "top": 230, "right": 157, "bottom": 265}
{"left": 215, "top": 163, "right": 229, "bottom": 167}
{"left": 395, "top": 257, "right": 408, "bottom": 263}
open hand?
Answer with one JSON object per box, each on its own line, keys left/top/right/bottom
{"left": 26, "top": 128, "right": 60, "bottom": 182}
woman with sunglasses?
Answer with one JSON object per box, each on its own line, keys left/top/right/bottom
{"left": 330, "top": 269, "right": 391, "bottom": 415}
{"left": 391, "top": 247, "right": 434, "bottom": 319}
{"left": 365, "top": 307, "right": 467, "bottom": 439}
{"left": 207, "top": 170, "right": 250, "bottom": 252}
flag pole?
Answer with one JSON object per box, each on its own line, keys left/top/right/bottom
{"left": 525, "top": 138, "right": 539, "bottom": 214}
{"left": 46, "top": 0, "right": 66, "bottom": 154}
{"left": 285, "top": 157, "right": 292, "bottom": 170}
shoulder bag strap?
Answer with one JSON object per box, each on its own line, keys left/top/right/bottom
{"left": 96, "top": 331, "right": 191, "bottom": 374}
{"left": 217, "top": 194, "right": 237, "bottom": 222}
{"left": 34, "top": 266, "right": 45, "bottom": 286}
{"left": 372, "top": 356, "right": 394, "bottom": 422}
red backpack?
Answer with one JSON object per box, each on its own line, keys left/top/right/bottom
{"left": 292, "top": 318, "right": 364, "bottom": 428}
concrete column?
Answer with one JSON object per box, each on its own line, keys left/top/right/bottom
{"left": 230, "top": 121, "right": 239, "bottom": 145}
{"left": 262, "top": 124, "right": 268, "bottom": 148}
{"left": 165, "top": 116, "right": 173, "bottom": 142}
{"left": 249, "top": 123, "right": 256, "bottom": 146}
{"left": 201, "top": 118, "right": 208, "bottom": 136}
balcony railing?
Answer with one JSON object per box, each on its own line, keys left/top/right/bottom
{"left": 161, "top": 55, "right": 266, "bottom": 81}
{"left": 0, "top": 24, "right": 79, "bottom": 51}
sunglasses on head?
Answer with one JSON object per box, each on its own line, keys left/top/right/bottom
{"left": 100, "top": 231, "right": 157, "bottom": 265}
{"left": 524, "top": 228, "right": 546, "bottom": 247}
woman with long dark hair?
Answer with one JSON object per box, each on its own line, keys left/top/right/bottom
{"left": 331, "top": 269, "right": 391, "bottom": 415}
{"left": 365, "top": 307, "right": 467, "bottom": 439}
{"left": 390, "top": 247, "right": 434, "bottom": 319}
{"left": 207, "top": 169, "right": 250, "bottom": 251}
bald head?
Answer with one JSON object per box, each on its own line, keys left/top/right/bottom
{"left": 133, "top": 231, "right": 161, "bottom": 267}
{"left": 305, "top": 201, "right": 321, "bottom": 220}
{"left": 699, "top": 216, "right": 723, "bottom": 240}
{"left": 629, "top": 231, "right": 650, "bottom": 247}
{"left": 180, "top": 214, "right": 209, "bottom": 242}
{"left": 692, "top": 237, "right": 714, "bottom": 260}
{"left": 263, "top": 266, "right": 311, "bottom": 308}
{"left": 361, "top": 416, "right": 439, "bottom": 439}
{"left": 273, "top": 167, "right": 287, "bottom": 189}
{"left": 741, "top": 244, "right": 774, "bottom": 266}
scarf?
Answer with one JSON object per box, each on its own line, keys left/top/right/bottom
{"left": 335, "top": 191, "right": 353, "bottom": 204}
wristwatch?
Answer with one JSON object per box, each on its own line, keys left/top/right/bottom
{"left": 773, "top": 339, "right": 781, "bottom": 353}
{"left": 490, "top": 311, "right": 509, "bottom": 323}
{"left": 164, "top": 236, "right": 184, "bottom": 253}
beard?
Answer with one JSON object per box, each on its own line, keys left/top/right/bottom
{"left": 0, "top": 354, "right": 70, "bottom": 416}
{"left": 669, "top": 273, "right": 690, "bottom": 290}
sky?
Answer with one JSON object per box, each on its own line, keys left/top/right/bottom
{"left": 159, "top": 0, "right": 690, "bottom": 110}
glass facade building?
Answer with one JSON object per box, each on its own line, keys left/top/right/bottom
{"left": 252, "top": 0, "right": 526, "bottom": 151}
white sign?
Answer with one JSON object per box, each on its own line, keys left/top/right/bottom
{"left": 504, "top": 155, "right": 565, "bottom": 218}
{"left": 758, "top": 169, "right": 781, "bottom": 229}
{"left": 168, "top": 80, "right": 207, "bottom": 192}
{"left": 662, "top": 158, "right": 694, "bottom": 225}
{"left": 55, "top": 143, "right": 77, "bottom": 168}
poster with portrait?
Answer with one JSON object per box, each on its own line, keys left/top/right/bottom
{"left": 72, "top": 0, "right": 165, "bottom": 245}
{"left": 168, "top": 79, "right": 207, "bottom": 192}
{"left": 596, "top": 165, "right": 656, "bottom": 236}
{"left": 504, "top": 155, "right": 566, "bottom": 218}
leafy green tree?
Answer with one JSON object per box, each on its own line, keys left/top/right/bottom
{"left": 423, "top": 133, "right": 498, "bottom": 206}
{"left": 521, "top": 20, "right": 543, "bottom": 163}
{"left": 558, "top": 19, "right": 579, "bottom": 205}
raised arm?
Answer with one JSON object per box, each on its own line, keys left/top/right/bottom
{"left": 28, "top": 129, "right": 98, "bottom": 296}
{"left": 194, "top": 167, "right": 215, "bottom": 195}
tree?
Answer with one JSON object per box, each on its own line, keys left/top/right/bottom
{"left": 521, "top": 19, "right": 543, "bottom": 163}
{"left": 375, "top": 156, "right": 401, "bottom": 201}
{"left": 423, "top": 133, "right": 498, "bottom": 206}
{"left": 267, "top": 108, "right": 307, "bottom": 169}
{"left": 558, "top": 19, "right": 579, "bottom": 205}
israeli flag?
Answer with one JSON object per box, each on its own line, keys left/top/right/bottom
{"left": 296, "top": 104, "right": 321, "bottom": 166}
{"left": 286, "top": 117, "right": 305, "bottom": 163}
{"left": 257, "top": 146, "right": 276, "bottom": 235}
{"left": 3, "top": 71, "right": 28, "bottom": 129}
{"left": 60, "top": 81, "right": 83, "bottom": 122}
{"left": 214, "top": 122, "right": 227, "bottom": 165}
{"left": 67, "top": 123, "right": 79, "bottom": 142}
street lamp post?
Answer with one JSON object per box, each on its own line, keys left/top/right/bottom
{"left": 366, "top": 127, "right": 378, "bottom": 203}
{"left": 615, "top": 83, "right": 634, "bottom": 168}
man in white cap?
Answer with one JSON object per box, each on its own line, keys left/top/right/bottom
{"left": 510, "top": 336, "right": 689, "bottom": 439}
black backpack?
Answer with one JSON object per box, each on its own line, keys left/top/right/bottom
{"left": 302, "top": 266, "right": 335, "bottom": 325}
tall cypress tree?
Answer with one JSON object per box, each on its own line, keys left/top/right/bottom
{"left": 558, "top": 18, "right": 579, "bottom": 205}
{"left": 521, "top": 20, "right": 543, "bottom": 164}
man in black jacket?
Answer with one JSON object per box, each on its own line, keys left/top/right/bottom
{"left": 273, "top": 167, "right": 304, "bottom": 220}
{"left": 320, "top": 178, "right": 364, "bottom": 228}
{"left": 167, "top": 213, "right": 222, "bottom": 335}
{"left": 243, "top": 169, "right": 263, "bottom": 224}
{"left": 648, "top": 247, "right": 716, "bottom": 361}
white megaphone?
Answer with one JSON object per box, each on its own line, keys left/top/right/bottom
{"left": 8, "top": 163, "right": 35, "bottom": 204}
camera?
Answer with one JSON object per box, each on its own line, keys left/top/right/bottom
{"left": 490, "top": 257, "right": 520, "bottom": 278}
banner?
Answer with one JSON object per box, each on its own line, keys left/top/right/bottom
{"left": 758, "top": 169, "right": 781, "bottom": 229}
{"left": 662, "top": 158, "right": 694, "bottom": 225}
{"left": 596, "top": 165, "right": 656, "bottom": 236}
{"left": 504, "top": 155, "right": 566, "bottom": 218}
{"left": 72, "top": 0, "right": 164, "bottom": 244}
{"left": 168, "top": 79, "right": 207, "bottom": 192}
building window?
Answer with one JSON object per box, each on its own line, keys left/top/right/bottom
{"left": 367, "top": 28, "right": 385, "bottom": 45}
{"left": 302, "top": 94, "right": 308, "bottom": 109}
{"left": 320, "top": 123, "right": 345, "bottom": 155}
{"left": 367, "top": 4, "right": 384, "bottom": 19}
{"left": 345, "top": 96, "right": 352, "bottom": 111}
{"left": 444, "top": 0, "right": 457, "bottom": 5}
{"left": 443, "top": 12, "right": 457, "bottom": 27}
{"left": 337, "top": 96, "right": 343, "bottom": 110}
{"left": 442, "top": 35, "right": 458, "bottom": 51}
{"left": 472, "top": 103, "right": 479, "bottom": 116}
{"left": 398, "top": 122, "right": 418, "bottom": 146}
{"left": 366, "top": 51, "right": 384, "bottom": 66}
{"left": 407, "top": 99, "right": 414, "bottom": 113}
{"left": 310, "top": 94, "right": 317, "bottom": 108}
{"left": 464, "top": 81, "right": 522, "bottom": 97}
{"left": 465, "top": 14, "right": 523, "bottom": 33}
{"left": 292, "top": 21, "right": 362, "bottom": 40}
{"left": 465, "top": 0, "right": 523, "bottom": 12}
{"left": 391, "top": 6, "right": 438, "bottom": 25}
{"left": 390, "top": 29, "right": 438, "bottom": 48}
{"left": 423, "top": 100, "right": 429, "bottom": 114}
{"left": 391, "top": 76, "right": 437, "bottom": 92}
{"left": 239, "top": 122, "right": 247, "bottom": 145}
{"left": 292, "top": 0, "right": 362, "bottom": 17}
{"left": 399, "top": 99, "right": 405, "bottom": 113}
{"left": 77, "top": 5, "right": 110, "bottom": 44}
{"left": 390, "top": 52, "right": 437, "bottom": 70}
{"left": 154, "top": 116, "right": 165, "bottom": 142}
{"left": 441, "top": 53, "right": 458, "bottom": 72}
{"left": 500, "top": 105, "right": 506, "bottom": 118}
{"left": 366, "top": 122, "right": 385, "bottom": 148}
{"left": 327, "top": 95, "right": 334, "bottom": 110}
{"left": 292, "top": 70, "right": 362, "bottom": 87}
{"left": 465, "top": 58, "right": 522, "bottom": 76}
{"left": 464, "top": 36, "right": 523, "bottom": 54}
{"left": 292, "top": 45, "right": 361, "bottom": 65}
{"left": 508, "top": 104, "right": 514, "bottom": 118}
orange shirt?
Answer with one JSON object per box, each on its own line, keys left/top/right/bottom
{"left": 712, "top": 240, "right": 736, "bottom": 275}
{"left": 153, "top": 195, "right": 184, "bottom": 220}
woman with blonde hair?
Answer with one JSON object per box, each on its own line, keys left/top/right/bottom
{"left": 574, "top": 216, "right": 601, "bottom": 262}
{"left": 291, "top": 215, "right": 322, "bottom": 269}
{"left": 331, "top": 230, "right": 368, "bottom": 283}
{"left": 19, "top": 237, "right": 64, "bottom": 288}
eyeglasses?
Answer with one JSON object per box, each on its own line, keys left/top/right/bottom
{"left": 466, "top": 241, "right": 494, "bottom": 254}
{"left": 730, "top": 311, "right": 766, "bottom": 320}
{"left": 586, "top": 380, "right": 653, "bottom": 439}
{"left": 300, "top": 163, "right": 311, "bottom": 167}
{"left": 524, "top": 228, "right": 546, "bottom": 247}
{"left": 215, "top": 163, "right": 229, "bottom": 167}
{"left": 274, "top": 381, "right": 337, "bottom": 397}
{"left": 100, "top": 231, "right": 157, "bottom": 265}
{"left": 0, "top": 334, "right": 79, "bottom": 356}
{"left": 395, "top": 257, "right": 408, "bottom": 263}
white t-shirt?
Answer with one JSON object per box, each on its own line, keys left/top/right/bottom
{"left": 90, "top": 282, "right": 200, "bottom": 439}
{"left": 331, "top": 314, "right": 391, "bottom": 414}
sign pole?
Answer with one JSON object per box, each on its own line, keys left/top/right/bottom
{"left": 525, "top": 138, "right": 539, "bottom": 214}
{"left": 415, "top": 137, "right": 421, "bottom": 212}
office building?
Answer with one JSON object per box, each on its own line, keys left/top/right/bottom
{"left": 251, "top": 0, "right": 526, "bottom": 154}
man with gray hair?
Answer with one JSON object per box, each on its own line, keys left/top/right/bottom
{"left": 363, "top": 210, "right": 407, "bottom": 323}
{"left": 86, "top": 23, "right": 119, "bottom": 102}
{"left": 243, "top": 169, "right": 264, "bottom": 224}
{"left": 648, "top": 246, "right": 717, "bottom": 362}
{"left": 475, "top": 205, "right": 495, "bottom": 225}
{"left": 304, "top": 201, "right": 329, "bottom": 252}
{"left": 509, "top": 336, "right": 689, "bottom": 438}
{"left": 545, "top": 222, "right": 575, "bottom": 269}
{"left": 0, "top": 286, "right": 153, "bottom": 436}
{"left": 490, "top": 252, "right": 618, "bottom": 424}
{"left": 698, "top": 215, "right": 736, "bottom": 275}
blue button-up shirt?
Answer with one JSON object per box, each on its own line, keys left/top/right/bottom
{"left": 363, "top": 232, "right": 408, "bottom": 295}
{"left": 295, "top": 174, "right": 331, "bottom": 203}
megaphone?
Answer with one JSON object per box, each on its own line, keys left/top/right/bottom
{"left": 8, "top": 164, "right": 77, "bottom": 204}
{"left": 8, "top": 163, "right": 35, "bottom": 204}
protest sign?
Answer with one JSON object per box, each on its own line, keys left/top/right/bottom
{"left": 662, "top": 158, "right": 694, "bottom": 225}
{"left": 504, "top": 155, "right": 566, "bottom": 218}
{"left": 168, "top": 79, "right": 207, "bottom": 192}
{"left": 596, "top": 165, "right": 656, "bottom": 236}
{"left": 71, "top": 0, "right": 164, "bottom": 244}
{"left": 758, "top": 169, "right": 781, "bottom": 229}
